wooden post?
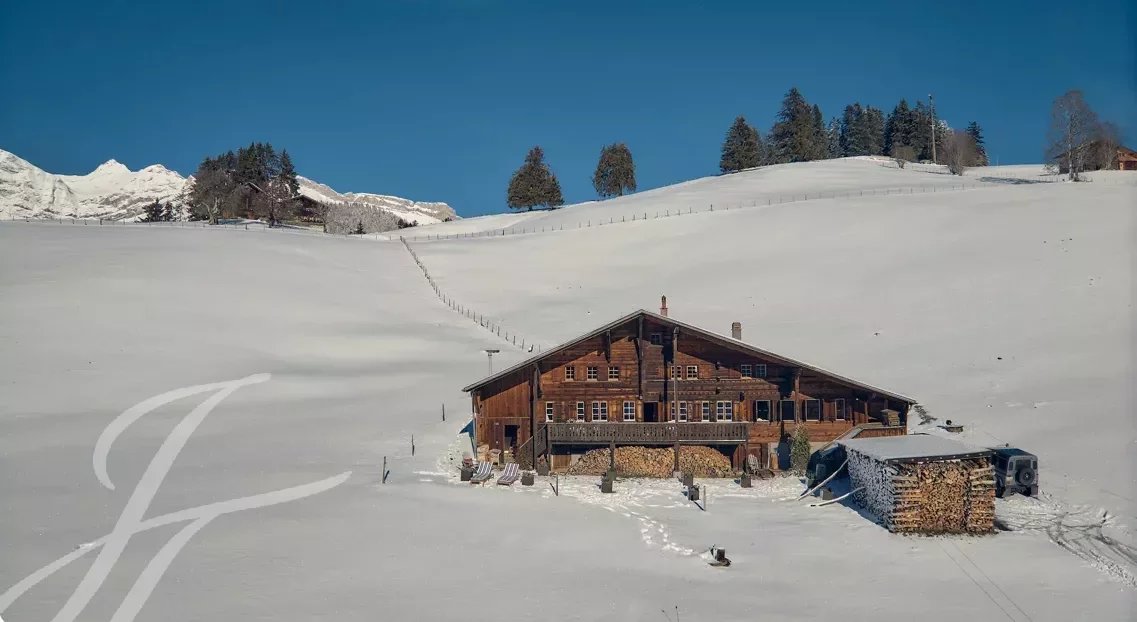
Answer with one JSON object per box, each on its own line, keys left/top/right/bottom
{"left": 442, "top": 403, "right": 446, "bottom": 421}
{"left": 382, "top": 456, "right": 388, "bottom": 483}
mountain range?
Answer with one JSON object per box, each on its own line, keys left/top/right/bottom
{"left": 0, "top": 148, "right": 456, "bottom": 225}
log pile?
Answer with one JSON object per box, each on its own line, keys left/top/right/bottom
{"left": 848, "top": 450, "right": 994, "bottom": 535}
{"left": 565, "top": 446, "right": 734, "bottom": 478}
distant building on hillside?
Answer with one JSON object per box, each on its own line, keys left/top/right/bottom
{"left": 1056, "top": 142, "right": 1137, "bottom": 173}
{"left": 462, "top": 298, "right": 915, "bottom": 474}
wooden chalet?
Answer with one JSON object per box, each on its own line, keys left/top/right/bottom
{"left": 462, "top": 300, "right": 916, "bottom": 474}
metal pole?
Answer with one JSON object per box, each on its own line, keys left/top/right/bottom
{"left": 929, "top": 93, "right": 937, "bottom": 164}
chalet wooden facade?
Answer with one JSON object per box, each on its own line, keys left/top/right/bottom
{"left": 462, "top": 306, "right": 916, "bottom": 473}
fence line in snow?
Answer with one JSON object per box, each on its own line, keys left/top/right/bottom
{"left": 398, "top": 182, "right": 994, "bottom": 243}
{"left": 399, "top": 236, "right": 540, "bottom": 354}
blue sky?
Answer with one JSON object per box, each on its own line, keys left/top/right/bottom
{"left": 2, "top": 1, "right": 1134, "bottom": 216}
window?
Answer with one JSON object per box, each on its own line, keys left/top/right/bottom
{"left": 678, "top": 401, "right": 688, "bottom": 422}
{"left": 670, "top": 365, "right": 682, "bottom": 379}
{"left": 716, "top": 401, "right": 734, "bottom": 421}
{"left": 833, "top": 398, "right": 846, "bottom": 420}
{"left": 545, "top": 402, "right": 555, "bottom": 422}
{"left": 753, "top": 400, "right": 771, "bottom": 421}
{"left": 805, "top": 399, "right": 821, "bottom": 421}
{"left": 701, "top": 401, "right": 711, "bottom": 422}
{"left": 586, "top": 366, "right": 598, "bottom": 381}
{"left": 622, "top": 401, "right": 636, "bottom": 421}
{"left": 754, "top": 364, "right": 767, "bottom": 378}
{"left": 592, "top": 401, "right": 609, "bottom": 422}
{"left": 686, "top": 365, "right": 699, "bottom": 379}
{"left": 564, "top": 366, "right": 576, "bottom": 381}
{"left": 576, "top": 401, "right": 586, "bottom": 421}
{"left": 741, "top": 364, "right": 752, "bottom": 378}
{"left": 779, "top": 399, "right": 796, "bottom": 422}
{"left": 649, "top": 332, "right": 662, "bottom": 346}
{"left": 608, "top": 366, "right": 620, "bottom": 381}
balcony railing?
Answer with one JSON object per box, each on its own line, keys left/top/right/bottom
{"left": 545, "top": 422, "right": 750, "bottom": 445}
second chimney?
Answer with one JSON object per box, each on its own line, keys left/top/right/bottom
{"left": 660, "top": 295, "right": 669, "bottom": 317}
{"left": 731, "top": 321, "right": 742, "bottom": 340}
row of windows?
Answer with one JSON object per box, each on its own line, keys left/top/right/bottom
{"left": 544, "top": 398, "right": 847, "bottom": 423}
{"left": 565, "top": 363, "right": 769, "bottom": 382}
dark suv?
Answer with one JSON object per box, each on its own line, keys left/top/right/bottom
{"left": 991, "top": 447, "right": 1038, "bottom": 498}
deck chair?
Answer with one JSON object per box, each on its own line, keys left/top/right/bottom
{"left": 469, "top": 462, "right": 493, "bottom": 484}
{"left": 746, "top": 454, "right": 762, "bottom": 474}
{"left": 496, "top": 462, "right": 520, "bottom": 486}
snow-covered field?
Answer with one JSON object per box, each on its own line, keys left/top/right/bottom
{"left": 2, "top": 159, "right": 1135, "bottom": 621}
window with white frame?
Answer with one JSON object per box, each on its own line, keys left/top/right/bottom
{"left": 622, "top": 401, "right": 636, "bottom": 421}
{"left": 753, "top": 400, "right": 771, "bottom": 421}
{"left": 564, "top": 366, "right": 576, "bottom": 381}
{"left": 576, "top": 401, "right": 585, "bottom": 421}
{"left": 592, "top": 401, "right": 608, "bottom": 422}
{"left": 716, "top": 401, "right": 733, "bottom": 421}
{"left": 586, "top": 366, "right": 598, "bottom": 381}
{"left": 779, "top": 399, "right": 796, "bottom": 422}
{"left": 545, "top": 402, "right": 554, "bottom": 422}
{"left": 701, "top": 401, "right": 711, "bottom": 422}
{"left": 649, "top": 332, "right": 662, "bottom": 346}
{"left": 686, "top": 365, "right": 699, "bottom": 379}
{"left": 608, "top": 366, "right": 620, "bottom": 381}
{"left": 834, "top": 398, "right": 846, "bottom": 420}
{"left": 755, "top": 364, "right": 767, "bottom": 378}
{"left": 805, "top": 399, "right": 821, "bottom": 421}
{"left": 678, "top": 401, "right": 688, "bottom": 422}
{"left": 741, "top": 363, "right": 752, "bottom": 378}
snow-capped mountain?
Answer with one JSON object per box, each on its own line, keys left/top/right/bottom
{"left": 0, "top": 148, "right": 457, "bottom": 225}
{"left": 297, "top": 176, "right": 455, "bottom": 225}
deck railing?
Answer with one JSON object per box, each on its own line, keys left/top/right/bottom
{"left": 546, "top": 422, "right": 749, "bottom": 445}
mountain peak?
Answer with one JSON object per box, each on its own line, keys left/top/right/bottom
{"left": 93, "top": 159, "right": 130, "bottom": 174}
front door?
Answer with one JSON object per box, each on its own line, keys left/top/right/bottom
{"left": 504, "top": 425, "right": 519, "bottom": 453}
{"left": 643, "top": 402, "right": 659, "bottom": 423}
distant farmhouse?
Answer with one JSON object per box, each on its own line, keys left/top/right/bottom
{"left": 463, "top": 299, "right": 915, "bottom": 473}
{"left": 1056, "top": 142, "right": 1137, "bottom": 174}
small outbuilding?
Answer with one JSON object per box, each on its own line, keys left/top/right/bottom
{"left": 840, "top": 435, "right": 995, "bottom": 534}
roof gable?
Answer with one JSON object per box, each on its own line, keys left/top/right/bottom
{"left": 461, "top": 310, "right": 915, "bottom": 403}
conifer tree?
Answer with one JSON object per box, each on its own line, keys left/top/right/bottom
{"left": 507, "top": 146, "right": 564, "bottom": 210}
{"left": 863, "top": 106, "right": 885, "bottom": 156}
{"left": 790, "top": 425, "right": 811, "bottom": 475}
{"left": 719, "top": 116, "right": 761, "bottom": 173}
{"left": 811, "top": 104, "right": 827, "bottom": 160}
{"left": 592, "top": 143, "right": 637, "bottom": 198}
{"left": 354, "top": 220, "right": 365, "bottom": 234}
{"left": 884, "top": 99, "right": 916, "bottom": 157}
{"left": 965, "top": 121, "right": 988, "bottom": 166}
{"left": 278, "top": 149, "right": 300, "bottom": 196}
{"left": 826, "top": 117, "right": 842, "bottom": 158}
{"left": 839, "top": 103, "right": 865, "bottom": 156}
{"left": 141, "top": 199, "right": 165, "bottom": 222}
{"left": 770, "top": 87, "right": 817, "bottom": 162}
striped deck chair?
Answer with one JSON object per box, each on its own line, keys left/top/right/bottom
{"left": 496, "top": 462, "right": 520, "bottom": 486}
{"left": 469, "top": 462, "right": 493, "bottom": 484}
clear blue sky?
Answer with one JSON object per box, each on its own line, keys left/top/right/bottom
{"left": 2, "top": 1, "right": 1134, "bottom": 216}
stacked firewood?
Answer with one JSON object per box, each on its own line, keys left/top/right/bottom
{"left": 565, "top": 446, "right": 734, "bottom": 478}
{"left": 849, "top": 450, "right": 995, "bottom": 534}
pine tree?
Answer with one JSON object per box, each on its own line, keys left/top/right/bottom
{"left": 593, "top": 143, "right": 637, "bottom": 198}
{"left": 790, "top": 425, "right": 811, "bottom": 475}
{"left": 141, "top": 199, "right": 164, "bottom": 222}
{"left": 884, "top": 99, "right": 916, "bottom": 156}
{"left": 507, "top": 146, "right": 564, "bottom": 210}
{"left": 965, "top": 121, "right": 988, "bottom": 166}
{"left": 161, "top": 202, "right": 175, "bottom": 222}
{"left": 912, "top": 101, "right": 935, "bottom": 162}
{"left": 278, "top": 149, "right": 300, "bottom": 196}
{"left": 354, "top": 220, "right": 365, "bottom": 234}
{"left": 770, "top": 87, "right": 817, "bottom": 163}
{"left": 719, "top": 116, "right": 761, "bottom": 173}
{"left": 826, "top": 117, "right": 841, "bottom": 158}
{"left": 811, "top": 104, "right": 827, "bottom": 160}
{"left": 839, "top": 103, "right": 864, "bottom": 156}
{"left": 863, "top": 106, "right": 885, "bottom": 156}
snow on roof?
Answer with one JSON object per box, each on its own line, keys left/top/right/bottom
{"left": 839, "top": 434, "right": 991, "bottom": 463}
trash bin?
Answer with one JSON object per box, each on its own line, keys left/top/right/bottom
{"left": 601, "top": 476, "right": 614, "bottom": 493}
{"left": 740, "top": 473, "right": 752, "bottom": 488}
{"left": 521, "top": 472, "right": 535, "bottom": 486}
{"left": 460, "top": 467, "right": 473, "bottom": 482}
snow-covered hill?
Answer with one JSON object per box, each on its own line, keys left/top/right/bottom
{"left": 0, "top": 148, "right": 456, "bottom": 225}
{"left": 298, "top": 176, "right": 456, "bottom": 226}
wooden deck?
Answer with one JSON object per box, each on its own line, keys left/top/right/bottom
{"left": 545, "top": 422, "right": 750, "bottom": 445}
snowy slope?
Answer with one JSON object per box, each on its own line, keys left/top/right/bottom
{"left": 298, "top": 175, "right": 456, "bottom": 225}
{"left": 0, "top": 147, "right": 456, "bottom": 224}
{"left": 0, "top": 149, "right": 81, "bottom": 218}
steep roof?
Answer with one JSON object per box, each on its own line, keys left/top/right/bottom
{"left": 461, "top": 309, "right": 916, "bottom": 403}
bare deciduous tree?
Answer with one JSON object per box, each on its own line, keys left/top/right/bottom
{"left": 890, "top": 144, "right": 916, "bottom": 169}
{"left": 941, "top": 131, "right": 978, "bottom": 176}
{"left": 1046, "top": 90, "right": 1100, "bottom": 181}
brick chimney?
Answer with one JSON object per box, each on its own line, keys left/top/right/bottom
{"left": 731, "top": 321, "right": 742, "bottom": 340}
{"left": 660, "top": 295, "right": 668, "bottom": 317}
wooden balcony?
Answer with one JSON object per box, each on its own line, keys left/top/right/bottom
{"left": 545, "top": 422, "right": 750, "bottom": 445}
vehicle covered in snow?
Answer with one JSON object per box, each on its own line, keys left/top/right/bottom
{"left": 991, "top": 447, "right": 1038, "bottom": 498}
